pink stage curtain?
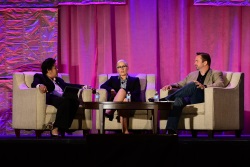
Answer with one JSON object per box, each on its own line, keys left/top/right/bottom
{"left": 1, "top": 0, "right": 249, "bottom": 135}
{"left": 59, "top": 0, "right": 250, "bottom": 134}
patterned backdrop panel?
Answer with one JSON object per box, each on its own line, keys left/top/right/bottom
{"left": 0, "top": 0, "right": 126, "bottom": 7}
{"left": 0, "top": 0, "right": 59, "bottom": 7}
{"left": 0, "top": 8, "right": 58, "bottom": 135}
{"left": 194, "top": 0, "right": 250, "bottom": 6}
{"left": 0, "top": 8, "right": 58, "bottom": 77}
{"left": 58, "top": 0, "right": 126, "bottom": 5}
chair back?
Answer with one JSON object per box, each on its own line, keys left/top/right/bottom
{"left": 16, "top": 71, "right": 69, "bottom": 88}
{"left": 223, "top": 71, "right": 243, "bottom": 89}
{"left": 223, "top": 71, "right": 233, "bottom": 87}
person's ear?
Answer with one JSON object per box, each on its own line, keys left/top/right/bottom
{"left": 47, "top": 69, "right": 51, "bottom": 74}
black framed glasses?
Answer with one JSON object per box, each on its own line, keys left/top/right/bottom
{"left": 117, "top": 65, "right": 127, "bottom": 69}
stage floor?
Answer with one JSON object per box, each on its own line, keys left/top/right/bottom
{"left": 0, "top": 134, "right": 250, "bottom": 166}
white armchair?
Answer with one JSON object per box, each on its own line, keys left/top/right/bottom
{"left": 12, "top": 71, "right": 93, "bottom": 137}
{"left": 95, "top": 73, "right": 156, "bottom": 133}
{"left": 159, "top": 71, "right": 244, "bottom": 137}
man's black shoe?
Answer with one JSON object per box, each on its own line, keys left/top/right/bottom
{"left": 159, "top": 97, "right": 167, "bottom": 101}
{"left": 167, "top": 129, "right": 178, "bottom": 135}
{"left": 149, "top": 97, "right": 169, "bottom": 102}
{"left": 148, "top": 97, "right": 154, "bottom": 102}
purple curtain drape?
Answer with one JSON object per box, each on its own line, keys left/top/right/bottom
{"left": 59, "top": 0, "right": 250, "bottom": 133}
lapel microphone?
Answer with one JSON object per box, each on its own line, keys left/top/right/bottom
{"left": 54, "top": 78, "right": 60, "bottom": 85}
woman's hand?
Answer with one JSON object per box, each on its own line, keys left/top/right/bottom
{"left": 39, "top": 84, "right": 48, "bottom": 93}
{"left": 111, "top": 89, "right": 117, "bottom": 97}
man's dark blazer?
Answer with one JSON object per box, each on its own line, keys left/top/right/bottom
{"left": 100, "top": 75, "right": 141, "bottom": 102}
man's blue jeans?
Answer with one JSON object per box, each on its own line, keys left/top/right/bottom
{"left": 165, "top": 82, "right": 204, "bottom": 132}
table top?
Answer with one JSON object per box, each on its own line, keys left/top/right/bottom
{"left": 82, "top": 101, "right": 174, "bottom": 110}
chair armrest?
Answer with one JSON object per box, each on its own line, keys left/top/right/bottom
{"left": 146, "top": 89, "right": 157, "bottom": 102}
{"left": 160, "top": 89, "right": 170, "bottom": 99}
{"left": 81, "top": 89, "right": 93, "bottom": 102}
{"left": 12, "top": 87, "right": 46, "bottom": 129}
{"left": 204, "top": 85, "right": 243, "bottom": 128}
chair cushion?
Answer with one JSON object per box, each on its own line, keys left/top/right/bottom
{"left": 183, "top": 103, "right": 205, "bottom": 115}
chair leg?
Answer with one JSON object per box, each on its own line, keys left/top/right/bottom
{"left": 191, "top": 130, "right": 198, "bottom": 138}
{"left": 97, "top": 129, "right": 108, "bottom": 134}
{"left": 235, "top": 130, "right": 242, "bottom": 138}
{"left": 208, "top": 130, "right": 214, "bottom": 138}
{"left": 14, "top": 129, "right": 21, "bottom": 138}
{"left": 35, "top": 130, "right": 43, "bottom": 138}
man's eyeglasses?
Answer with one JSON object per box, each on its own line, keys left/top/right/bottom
{"left": 117, "top": 65, "right": 127, "bottom": 69}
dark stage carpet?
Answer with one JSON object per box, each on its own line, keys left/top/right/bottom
{"left": 0, "top": 134, "right": 250, "bottom": 167}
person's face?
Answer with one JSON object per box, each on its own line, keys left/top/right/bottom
{"left": 47, "top": 63, "right": 58, "bottom": 78}
{"left": 194, "top": 55, "right": 207, "bottom": 70}
{"left": 116, "top": 61, "right": 128, "bottom": 76}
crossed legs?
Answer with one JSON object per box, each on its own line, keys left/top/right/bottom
{"left": 106, "top": 88, "right": 130, "bottom": 134}
{"left": 165, "top": 82, "right": 205, "bottom": 133}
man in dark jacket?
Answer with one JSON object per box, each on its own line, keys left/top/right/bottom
{"left": 31, "top": 58, "right": 94, "bottom": 137}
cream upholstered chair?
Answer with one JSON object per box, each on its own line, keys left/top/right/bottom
{"left": 95, "top": 73, "right": 156, "bottom": 133}
{"left": 159, "top": 71, "right": 244, "bottom": 138}
{"left": 12, "top": 71, "right": 93, "bottom": 138}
